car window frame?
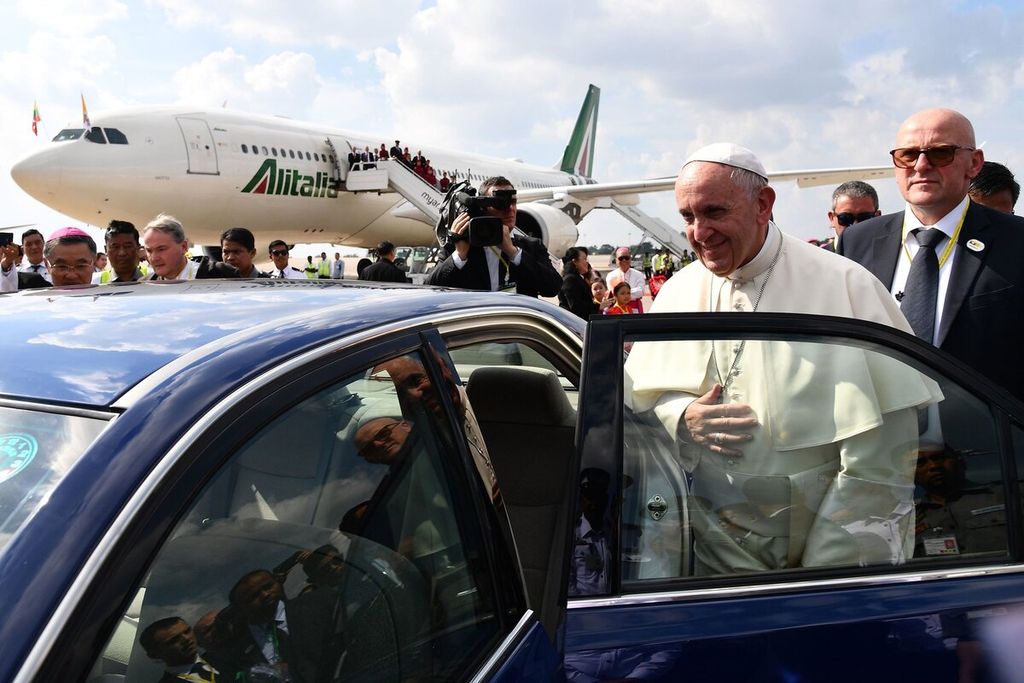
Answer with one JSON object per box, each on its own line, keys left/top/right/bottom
{"left": 32, "top": 329, "right": 529, "bottom": 681}
{"left": 577, "top": 311, "right": 1024, "bottom": 600}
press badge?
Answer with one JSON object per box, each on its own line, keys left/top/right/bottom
{"left": 923, "top": 534, "right": 960, "bottom": 556}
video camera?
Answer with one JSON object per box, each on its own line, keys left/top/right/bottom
{"left": 435, "top": 180, "right": 515, "bottom": 248}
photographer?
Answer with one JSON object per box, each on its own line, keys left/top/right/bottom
{"left": 426, "top": 176, "right": 561, "bottom": 297}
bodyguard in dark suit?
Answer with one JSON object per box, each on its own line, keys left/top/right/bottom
{"left": 426, "top": 176, "right": 561, "bottom": 297}
{"left": 839, "top": 108, "right": 1024, "bottom": 400}
{"left": 359, "top": 240, "right": 411, "bottom": 283}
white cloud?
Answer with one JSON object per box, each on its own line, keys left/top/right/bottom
{"left": 172, "top": 49, "right": 322, "bottom": 117}
{"left": 150, "top": 0, "right": 420, "bottom": 50}
{"left": 16, "top": 0, "right": 128, "bottom": 37}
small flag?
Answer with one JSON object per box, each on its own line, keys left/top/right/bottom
{"left": 81, "top": 93, "right": 91, "bottom": 128}
{"left": 32, "top": 101, "right": 41, "bottom": 136}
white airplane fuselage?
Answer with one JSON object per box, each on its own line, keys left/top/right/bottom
{"left": 11, "top": 106, "right": 590, "bottom": 251}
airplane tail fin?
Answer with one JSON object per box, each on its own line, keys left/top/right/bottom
{"left": 558, "top": 84, "right": 600, "bottom": 177}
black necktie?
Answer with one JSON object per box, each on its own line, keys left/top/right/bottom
{"left": 900, "top": 228, "right": 945, "bottom": 342}
{"left": 30, "top": 264, "right": 40, "bottom": 272}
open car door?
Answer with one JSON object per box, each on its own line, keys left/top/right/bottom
{"left": 566, "top": 312, "right": 1024, "bottom": 682}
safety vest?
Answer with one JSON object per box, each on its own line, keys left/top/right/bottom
{"left": 304, "top": 262, "right": 317, "bottom": 279}
{"left": 318, "top": 259, "right": 331, "bottom": 277}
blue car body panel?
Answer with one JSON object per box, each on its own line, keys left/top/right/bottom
{"left": 0, "top": 281, "right": 580, "bottom": 682}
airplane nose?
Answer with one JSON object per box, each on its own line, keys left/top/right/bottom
{"left": 11, "top": 147, "right": 63, "bottom": 201}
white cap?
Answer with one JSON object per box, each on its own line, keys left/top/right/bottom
{"left": 682, "top": 143, "right": 768, "bottom": 181}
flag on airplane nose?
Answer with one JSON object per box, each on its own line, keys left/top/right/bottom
{"left": 31, "top": 101, "right": 40, "bottom": 136}
{"left": 81, "top": 93, "right": 90, "bottom": 128}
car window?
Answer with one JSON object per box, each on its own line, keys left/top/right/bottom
{"left": 0, "top": 406, "right": 107, "bottom": 556}
{"left": 449, "top": 340, "right": 577, "bottom": 406}
{"left": 583, "top": 335, "right": 1009, "bottom": 594}
{"left": 91, "top": 351, "right": 503, "bottom": 682}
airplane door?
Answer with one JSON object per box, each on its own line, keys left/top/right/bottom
{"left": 176, "top": 117, "right": 219, "bottom": 175}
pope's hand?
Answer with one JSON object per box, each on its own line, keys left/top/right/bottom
{"left": 680, "top": 384, "right": 758, "bottom": 457}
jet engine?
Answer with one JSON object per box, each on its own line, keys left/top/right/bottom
{"left": 515, "top": 204, "right": 580, "bottom": 258}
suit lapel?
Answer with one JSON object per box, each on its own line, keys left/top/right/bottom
{"left": 937, "top": 201, "right": 989, "bottom": 347}
{"left": 870, "top": 213, "right": 904, "bottom": 289}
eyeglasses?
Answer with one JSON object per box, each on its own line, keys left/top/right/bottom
{"left": 889, "top": 145, "right": 974, "bottom": 169}
{"left": 50, "top": 263, "right": 94, "bottom": 274}
{"left": 835, "top": 212, "right": 877, "bottom": 227}
{"left": 270, "top": 249, "right": 289, "bottom": 257}
{"left": 369, "top": 420, "right": 408, "bottom": 448}
{"left": 617, "top": 255, "right": 631, "bottom": 261}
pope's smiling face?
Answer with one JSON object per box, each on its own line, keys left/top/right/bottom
{"left": 675, "top": 162, "right": 774, "bottom": 277}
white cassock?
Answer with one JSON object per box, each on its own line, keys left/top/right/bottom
{"left": 625, "top": 223, "right": 942, "bottom": 574}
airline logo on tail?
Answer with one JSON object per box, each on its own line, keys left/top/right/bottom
{"left": 559, "top": 84, "right": 600, "bottom": 178}
{"left": 241, "top": 158, "right": 339, "bottom": 198}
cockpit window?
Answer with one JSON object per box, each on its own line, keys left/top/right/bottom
{"left": 104, "top": 128, "right": 128, "bottom": 144}
{"left": 84, "top": 127, "right": 107, "bottom": 144}
{"left": 52, "top": 128, "right": 84, "bottom": 142}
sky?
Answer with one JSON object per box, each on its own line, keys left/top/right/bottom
{"left": 3, "top": 0, "right": 1024, "bottom": 255}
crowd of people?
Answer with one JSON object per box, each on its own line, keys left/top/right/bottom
{"left": 347, "top": 139, "right": 453, "bottom": 191}
{"left": 0, "top": 218, "right": 419, "bottom": 292}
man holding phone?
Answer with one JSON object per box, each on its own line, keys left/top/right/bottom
{"left": 1, "top": 233, "right": 50, "bottom": 293}
{"left": 18, "top": 228, "right": 50, "bottom": 282}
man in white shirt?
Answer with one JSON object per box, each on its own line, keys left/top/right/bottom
{"left": 267, "top": 240, "right": 306, "bottom": 279}
{"left": 18, "top": 228, "right": 50, "bottom": 282}
{"left": 606, "top": 247, "right": 646, "bottom": 313}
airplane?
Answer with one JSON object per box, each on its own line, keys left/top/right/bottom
{"left": 10, "top": 85, "right": 894, "bottom": 259}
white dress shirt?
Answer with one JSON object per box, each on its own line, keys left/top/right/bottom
{"left": 19, "top": 261, "right": 51, "bottom": 283}
{"left": 890, "top": 195, "right": 970, "bottom": 346}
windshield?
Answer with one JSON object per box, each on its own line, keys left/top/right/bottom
{"left": 0, "top": 406, "right": 108, "bottom": 555}
{"left": 52, "top": 128, "right": 84, "bottom": 142}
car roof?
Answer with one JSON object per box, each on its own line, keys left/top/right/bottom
{"left": 3, "top": 279, "right": 571, "bottom": 407}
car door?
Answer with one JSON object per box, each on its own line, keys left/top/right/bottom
{"left": 568, "top": 312, "right": 1024, "bottom": 683}
{"left": 29, "top": 329, "right": 558, "bottom": 682}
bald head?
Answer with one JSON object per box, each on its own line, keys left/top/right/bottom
{"left": 893, "top": 108, "right": 984, "bottom": 224}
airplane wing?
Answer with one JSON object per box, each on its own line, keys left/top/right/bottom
{"left": 515, "top": 165, "right": 895, "bottom": 203}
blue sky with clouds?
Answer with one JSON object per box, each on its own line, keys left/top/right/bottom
{"left": 3, "top": 0, "right": 1024, "bottom": 251}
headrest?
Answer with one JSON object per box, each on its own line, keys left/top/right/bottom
{"left": 467, "top": 366, "right": 575, "bottom": 427}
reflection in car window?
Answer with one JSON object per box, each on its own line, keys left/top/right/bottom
{"left": 52, "top": 128, "right": 84, "bottom": 142}
{"left": 94, "top": 352, "right": 503, "bottom": 682}
{"left": 611, "top": 336, "right": 1007, "bottom": 589}
{"left": 0, "top": 406, "right": 107, "bottom": 556}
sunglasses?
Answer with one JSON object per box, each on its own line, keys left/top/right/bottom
{"left": 617, "top": 255, "right": 631, "bottom": 261}
{"left": 270, "top": 249, "right": 289, "bottom": 257}
{"left": 835, "top": 212, "right": 877, "bottom": 227}
{"left": 889, "top": 145, "right": 974, "bottom": 169}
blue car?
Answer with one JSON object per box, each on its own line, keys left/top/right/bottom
{"left": 2, "top": 279, "right": 1023, "bottom": 682}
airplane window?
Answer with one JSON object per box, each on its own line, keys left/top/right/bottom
{"left": 305, "top": 152, "right": 311, "bottom": 160}
{"left": 289, "top": 149, "right": 295, "bottom": 159}
{"left": 84, "top": 127, "right": 107, "bottom": 144}
{"left": 104, "top": 128, "right": 128, "bottom": 144}
{"left": 52, "top": 128, "right": 84, "bottom": 142}
{"left": 272, "top": 148, "right": 278, "bottom": 157}
{"left": 262, "top": 146, "right": 268, "bottom": 155}
{"left": 241, "top": 144, "right": 248, "bottom": 154}
{"left": 314, "top": 153, "right": 320, "bottom": 161}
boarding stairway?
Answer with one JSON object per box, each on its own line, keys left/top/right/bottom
{"left": 345, "top": 158, "right": 444, "bottom": 224}
{"left": 609, "top": 201, "right": 691, "bottom": 260}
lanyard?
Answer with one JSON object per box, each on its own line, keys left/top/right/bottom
{"left": 901, "top": 198, "right": 969, "bottom": 269}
